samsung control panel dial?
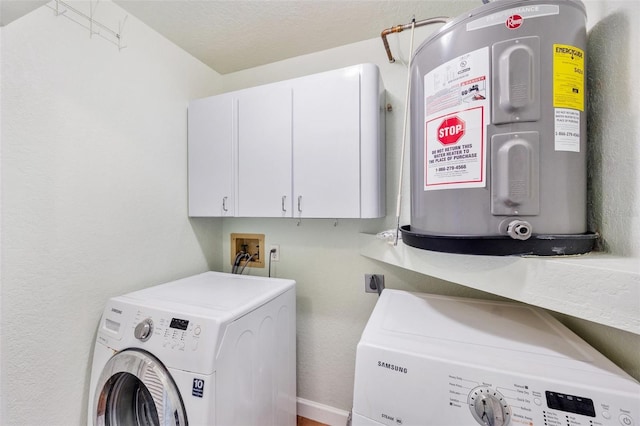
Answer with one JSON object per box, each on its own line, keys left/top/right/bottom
{"left": 134, "top": 318, "right": 154, "bottom": 342}
{"left": 468, "top": 386, "right": 511, "bottom": 426}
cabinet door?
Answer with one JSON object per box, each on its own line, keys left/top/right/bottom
{"left": 188, "top": 95, "right": 235, "bottom": 217}
{"left": 292, "top": 69, "right": 361, "bottom": 218}
{"left": 237, "top": 84, "right": 292, "bottom": 217}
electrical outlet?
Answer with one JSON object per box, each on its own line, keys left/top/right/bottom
{"left": 364, "top": 274, "right": 384, "bottom": 293}
{"left": 269, "top": 244, "right": 280, "bottom": 261}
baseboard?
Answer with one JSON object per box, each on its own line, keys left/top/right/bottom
{"left": 297, "top": 397, "right": 350, "bottom": 426}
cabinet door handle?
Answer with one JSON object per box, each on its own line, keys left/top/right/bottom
{"left": 297, "top": 195, "right": 303, "bottom": 213}
{"left": 281, "top": 195, "right": 287, "bottom": 212}
{"left": 222, "top": 196, "right": 228, "bottom": 212}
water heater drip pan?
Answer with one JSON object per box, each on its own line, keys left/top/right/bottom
{"left": 400, "top": 225, "right": 597, "bottom": 256}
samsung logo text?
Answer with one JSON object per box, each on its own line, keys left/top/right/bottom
{"left": 378, "top": 361, "right": 408, "bottom": 374}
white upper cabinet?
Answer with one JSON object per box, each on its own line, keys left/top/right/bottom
{"left": 188, "top": 64, "right": 385, "bottom": 219}
{"left": 237, "top": 84, "right": 293, "bottom": 217}
{"left": 188, "top": 94, "right": 235, "bottom": 217}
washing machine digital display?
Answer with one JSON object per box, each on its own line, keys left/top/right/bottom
{"left": 170, "top": 318, "right": 189, "bottom": 330}
{"left": 546, "top": 391, "right": 596, "bottom": 417}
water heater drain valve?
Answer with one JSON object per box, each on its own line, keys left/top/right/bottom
{"left": 507, "top": 220, "right": 532, "bottom": 240}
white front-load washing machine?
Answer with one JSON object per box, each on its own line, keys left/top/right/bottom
{"left": 352, "top": 290, "right": 640, "bottom": 426}
{"left": 88, "top": 271, "right": 296, "bottom": 426}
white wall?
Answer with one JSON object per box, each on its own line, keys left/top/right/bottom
{"left": 0, "top": 2, "right": 222, "bottom": 425}
{"left": 584, "top": 0, "right": 639, "bottom": 257}
{"left": 219, "top": 2, "right": 640, "bottom": 414}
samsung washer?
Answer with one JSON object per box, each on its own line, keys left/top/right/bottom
{"left": 88, "top": 271, "right": 296, "bottom": 426}
{"left": 352, "top": 289, "right": 640, "bottom": 426}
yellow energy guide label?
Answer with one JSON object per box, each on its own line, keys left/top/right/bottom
{"left": 553, "top": 44, "right": 584, "bottom": 111}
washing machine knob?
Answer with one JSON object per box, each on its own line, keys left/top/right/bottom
{"left": 468, "top": 386, "right": 511, "bottom": 426}
{"left": 134, "top": 318, "right": 154, "bottom": 342}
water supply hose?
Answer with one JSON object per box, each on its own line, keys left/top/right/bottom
{"left": 380, "top": 16, "right": 451, "bottom": 245}
{"left": 394, "top": 19, "right": 416, "bottom": 246}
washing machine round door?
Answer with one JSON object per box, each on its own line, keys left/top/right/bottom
{"left": 93, "top": 349, "right": 187, "bottom": 426}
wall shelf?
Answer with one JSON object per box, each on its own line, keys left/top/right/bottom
{"left": 48, "top": 0, "right": 127, "bottom": 50}
{"left": 359, "top": 233, "right": 640, "bottom": 335}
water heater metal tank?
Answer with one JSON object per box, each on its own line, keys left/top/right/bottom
{"left": 403, "top": 0, "right": 597, "bottom": 255}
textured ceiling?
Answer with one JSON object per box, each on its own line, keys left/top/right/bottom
{"left": 110, "top": 1, "right": 481, "bottom": 74}
{"left": 2, "top": 0, "right": 482, "bottom": 74}
{"left": 1, "top": 1, "right": 50, "bottom": 26}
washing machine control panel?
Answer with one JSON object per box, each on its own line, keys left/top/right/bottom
{"left": 464, "top": 385, "right": 602, "bottom": 426}
{"left": 98, "top": 301, "right": 212, "bottom": 361}
{"left": 124, "top": 308, "right": 221, "bottom": 372}
{"left": 448, "top": 373, "right": 637, "bottom": 426}
{"left": 451, "top": 372, "right": 637, "bottom": 426}
{"left": 353, "top": 347, "right": 640, "bottom": 426}
{"left": 132, "top": 311, "right": 205, "bottom": 353}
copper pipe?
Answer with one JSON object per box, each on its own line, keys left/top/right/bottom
{"left": 381, "top": 16, "right": 451, "bottom": 63}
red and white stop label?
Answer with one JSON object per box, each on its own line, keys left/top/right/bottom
{"left": 437, "top": 116, "right": 465, "bottom": 145}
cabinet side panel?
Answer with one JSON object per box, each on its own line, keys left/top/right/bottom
{"left": 360, "top": 64, "right": 386, "bottom": 218}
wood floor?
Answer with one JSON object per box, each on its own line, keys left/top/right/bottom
{"left": 297, "top": 416, "right": 329, "bottom": 426}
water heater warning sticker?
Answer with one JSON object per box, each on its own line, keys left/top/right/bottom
{"left": 425, "top": 108, "right": 485, "bottom": 189}
{"left": 554, "top": 108, "right": 580, "bottom": 152}
{"left": 424, "top": 47, "right": 489, "bottom": 190}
